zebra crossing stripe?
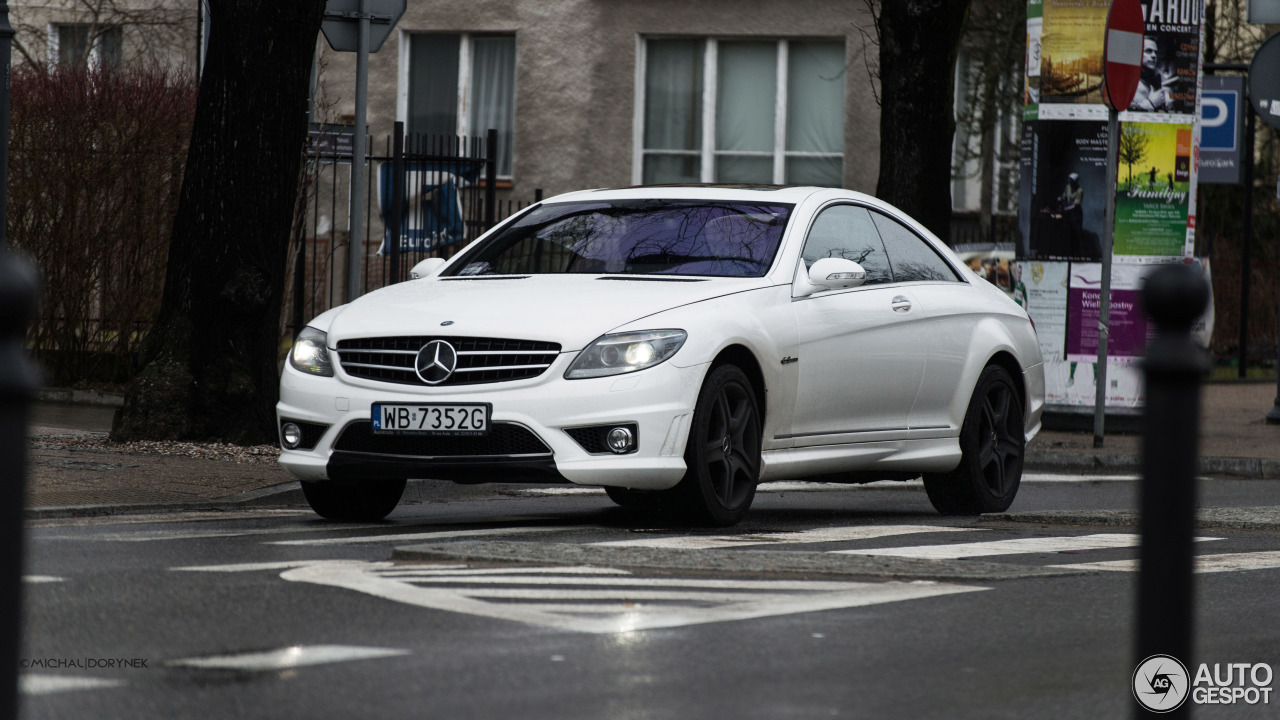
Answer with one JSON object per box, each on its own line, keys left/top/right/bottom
{"left": 831, "top": 533, "right": 1223, "bottom": 560}
{"left": 270, "top": 525, "right": 577, "bottom": 546}
{"left": 1053, "top": 550, "right": 1280, "bottom": 574}
{"left": 20, "top": 675, "right": 124, "bottom": 696}
{"left": 591, "top": 524, "right": 975, "bottom": 550}
{"left": 169, "top": 645, "right": 409, "bottom": 671}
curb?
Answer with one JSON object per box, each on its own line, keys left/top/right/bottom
{"left": 24, "top": 481, "right": 302, "bottom": 520}
{"left": 24, "top": 453, "right": 1280, "bottom": 520}
{"left": 37, "top": 389, "right": 124, "bottom": 407}
{"left": 1026, "top": 450, "right": 1280, "bottom": 479}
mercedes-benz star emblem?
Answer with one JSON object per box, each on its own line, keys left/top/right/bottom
{"left": 415, "top": 340, "right": 458, "bottom": 385}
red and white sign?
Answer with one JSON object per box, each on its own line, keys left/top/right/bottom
{"left": 1103, "top": 0, "right": 1145, "bottom": 111}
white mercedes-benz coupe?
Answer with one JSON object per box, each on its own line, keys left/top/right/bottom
{"left": 277, "top": 185, "right": 1044, "bottom": 525}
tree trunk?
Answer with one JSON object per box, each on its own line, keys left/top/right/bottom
{"left": 876, "top": 0, "right": 972, "bottom": 242}
{"left": 112, "top": 0, "right": 325, "bottom": 444}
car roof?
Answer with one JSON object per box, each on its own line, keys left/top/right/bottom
{"left": 543, "top": 184, "right": 874, "bottom": 206}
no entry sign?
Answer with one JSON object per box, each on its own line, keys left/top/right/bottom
{"left": 1103, "top": 0, "right": 1145, "bottom": 111}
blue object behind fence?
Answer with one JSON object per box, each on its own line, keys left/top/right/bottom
{"left": 377, "top": 161, "right": 473, "bottom": 255}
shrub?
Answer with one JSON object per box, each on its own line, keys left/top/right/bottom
{"left": 9, "top": 64, "right": 197, "bottom": 385}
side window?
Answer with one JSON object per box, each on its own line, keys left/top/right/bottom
{"left": 800, "top": 205, "right": 892, "bottom": 285}
{"left": 870, "top": 211, "right": 962, "bottom": 282}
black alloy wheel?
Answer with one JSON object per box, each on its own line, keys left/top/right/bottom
{"left": 301, "top": 478, "right": 407, "bottom": 521}
{"left": 677, "top": 364, "right": 762, "bottom": 526}
{"left": 923, "top": 364, "right": 1024, "bottom": 515}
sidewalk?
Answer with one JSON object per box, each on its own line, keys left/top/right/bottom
{"left": 22, "top": 380, "right": 1280, "bottom": 515}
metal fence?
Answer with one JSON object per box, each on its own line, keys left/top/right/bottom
{"left": 285, "top": 125, "right": 541, "bottom": 335}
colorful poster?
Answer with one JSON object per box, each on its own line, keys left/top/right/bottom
{"left": 1063, "top": 263, "right": 1151, "bottom": 407}
{"left": 1017, "top": 260, "right": 1070, "bottom": 403}
{"left": 1113, "top": 121, "right": 1193, "bottom": 257}
{"left": 1066, "top": 263, "right": 1152, "bottom": 363}
{"left": 1038, "top": 0, "right": 1108, "bottom": 106}
{"left": 1022, "top": 120, "right": 1108, "bottom": 261}
{"left": 1130, "top": 0, "right": 1201, "bottom": 114}
{"left": 1025, "top": 0, "right": 1043, "bottom": 119}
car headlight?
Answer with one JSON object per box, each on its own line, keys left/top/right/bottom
{"left": 289, "top": 326, "right": 334, "bottom": 377}
{"left": 565, "top": 329, "right": 687, "bottom": 379}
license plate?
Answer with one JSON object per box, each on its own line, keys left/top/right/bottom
{"left": 371, "top": 402, "right": 490, "bottom": 436}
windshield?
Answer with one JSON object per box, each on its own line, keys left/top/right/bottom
{"left": 444, "top": 199, "right": 793, "bottom": 278}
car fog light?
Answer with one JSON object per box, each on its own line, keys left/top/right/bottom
{"left": 281, "top": 423, "right": 302, "bottom": 449}
{"left": 607, "top": 426, "right": 635, "bottom": 454}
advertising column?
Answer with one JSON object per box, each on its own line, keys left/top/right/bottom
{"left": 1017, "top": 0, "right": 1205, "bottom": 411}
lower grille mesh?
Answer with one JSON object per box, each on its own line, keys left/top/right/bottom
{"left": 333, "top": 422, "right": 552, "bottom": 457}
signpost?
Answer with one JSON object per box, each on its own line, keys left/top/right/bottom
{"left": 321, "top": 0, "right": 406, "bottom": 303}
{"left": 1247, "top": 34, "right": 1280, "bottom": 422}
{"left": 1097, "top": 0, "right": 1144, "bottom": 447}
{"left": 1200, "top": 76, "right": 1244, "bottom": 185}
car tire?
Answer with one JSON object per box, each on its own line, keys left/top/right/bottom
{"left": 923, "top": 364, "right": 1024, "bottom": 515}
{"left": 301, "top": 479, "right": 407, "bottom": 522}
{"left": 675, "top": 364, "right": 762, "bottom": 527}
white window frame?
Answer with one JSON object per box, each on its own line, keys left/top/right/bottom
{"left": 397, "top": 31, "right": 516, "bottom": 179}
{"left": 950, "top": 50, "right": 1019, "bottom": 216}
{"left": 48, "top": 23, "right": 121, "bottom": 71}
{"left": 634, "top": 37, "right": 845, "bottom": 186}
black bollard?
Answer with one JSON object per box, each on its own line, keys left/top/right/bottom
{"left": 1134, "top": 263, "right": 1210, "bottom": 718}
{"left": 0, "top": 252, "right": 39, "bottom": 719}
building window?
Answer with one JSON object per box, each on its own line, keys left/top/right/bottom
{"left": 638, "top": 38, "right": 845, "bottom": 187}
{"left": 51, "top": 24, "right": 123, "bottom": 71}
{"left": 406, "top": 33, "right": 516, "bottom": 178}
{"left": 951, "top": 50, "right": 1020, "bottom": 215}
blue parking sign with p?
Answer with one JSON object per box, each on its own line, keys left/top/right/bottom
{"left": 1201, "top": 90, "right": 1237, "bottom": 151}
{"left": 1200, "top": 76, "right": 1244, "bottom": 185}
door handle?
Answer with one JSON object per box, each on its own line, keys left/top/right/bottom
{"left": 891, "top": 296, "right": 912, "bottom": 313}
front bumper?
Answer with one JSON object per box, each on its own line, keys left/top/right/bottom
{"left": 276, "top": 353, "right": 704, "bottom": 490}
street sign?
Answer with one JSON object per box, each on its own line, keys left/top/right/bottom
{"left": 1248, "top": 0, "right": 1280, "bottom": 23}
{"left": 1103, "top": 0, "right": 1144, "bottom": 111}
{"left": 321, "top": 0, "right": 405, "bottom": 53}
{"left": 1200, "top": 76, "right": 1243, "bottom": 185}
{"left": 307, "top": 123, "right": 354, "bottom": 159}
{"left": 1249, "top": 33, "right": 1280, "bottom": 130}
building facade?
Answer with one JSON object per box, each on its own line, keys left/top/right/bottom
{"left": 315, "top": 0, "right": 880, "bottom": 200}
{"left": 9, "top": 0, "right": 197, "bottom": 73}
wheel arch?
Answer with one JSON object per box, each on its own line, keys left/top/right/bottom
{"left": 986, "top": 350, "right": 1027, "bottom": 412}
{"left": 710, "top": 344, "right": 767, "bottom": 425}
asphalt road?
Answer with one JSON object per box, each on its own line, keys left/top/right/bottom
{"left": 19, "top": 475, "right": 1280, "bottom": 719}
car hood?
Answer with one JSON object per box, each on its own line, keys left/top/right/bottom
{"left": 326, "top": 275, "right": 767, "bottom": 351}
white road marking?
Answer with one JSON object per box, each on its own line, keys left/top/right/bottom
{"left": 269, "top": 525, "right": 576, "bottom": 546}
{"left": 379, "top": 566, "right": 628, "bottom": 578}
{"left": 23, "top": 575, "right": 65, "bottom": 583}
{"left": 43, "top": 523, "right": 387, "bottom": 543}
{"left": 400, "top": 573, "right": 891, "bottom": 591}
{"left": 833, "top": 533, "right": 1222, "bottom": 560}
{"left": 1053, "top": 550, "right": 1280, "bottom": 574}
{"left": 592, "top": 524, "right": 975, "bottom": 550}
{"left": 20, "top": 675, "right": 124, "bottom": 695}
{"left": 173, "top": 560, "right": 340, "bottom": 573}
{"left": 253, "top": 561, "right": 987, "bottom": 634}
{"left": 168, "top": 645, "right": 409, "bottom": 671}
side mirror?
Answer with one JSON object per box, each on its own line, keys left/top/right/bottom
{"left": 409, "top": 257, "right": 447, "bottom": 279}
{"left": 807, "top": 258, "right": 867, "bottom": 291}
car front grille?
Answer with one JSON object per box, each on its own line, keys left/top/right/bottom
{"left": 336, "top": 336, "right": 562, "bottom": 386}
{"left": 332, "top": 422, "right": 553, "bottom": 458}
